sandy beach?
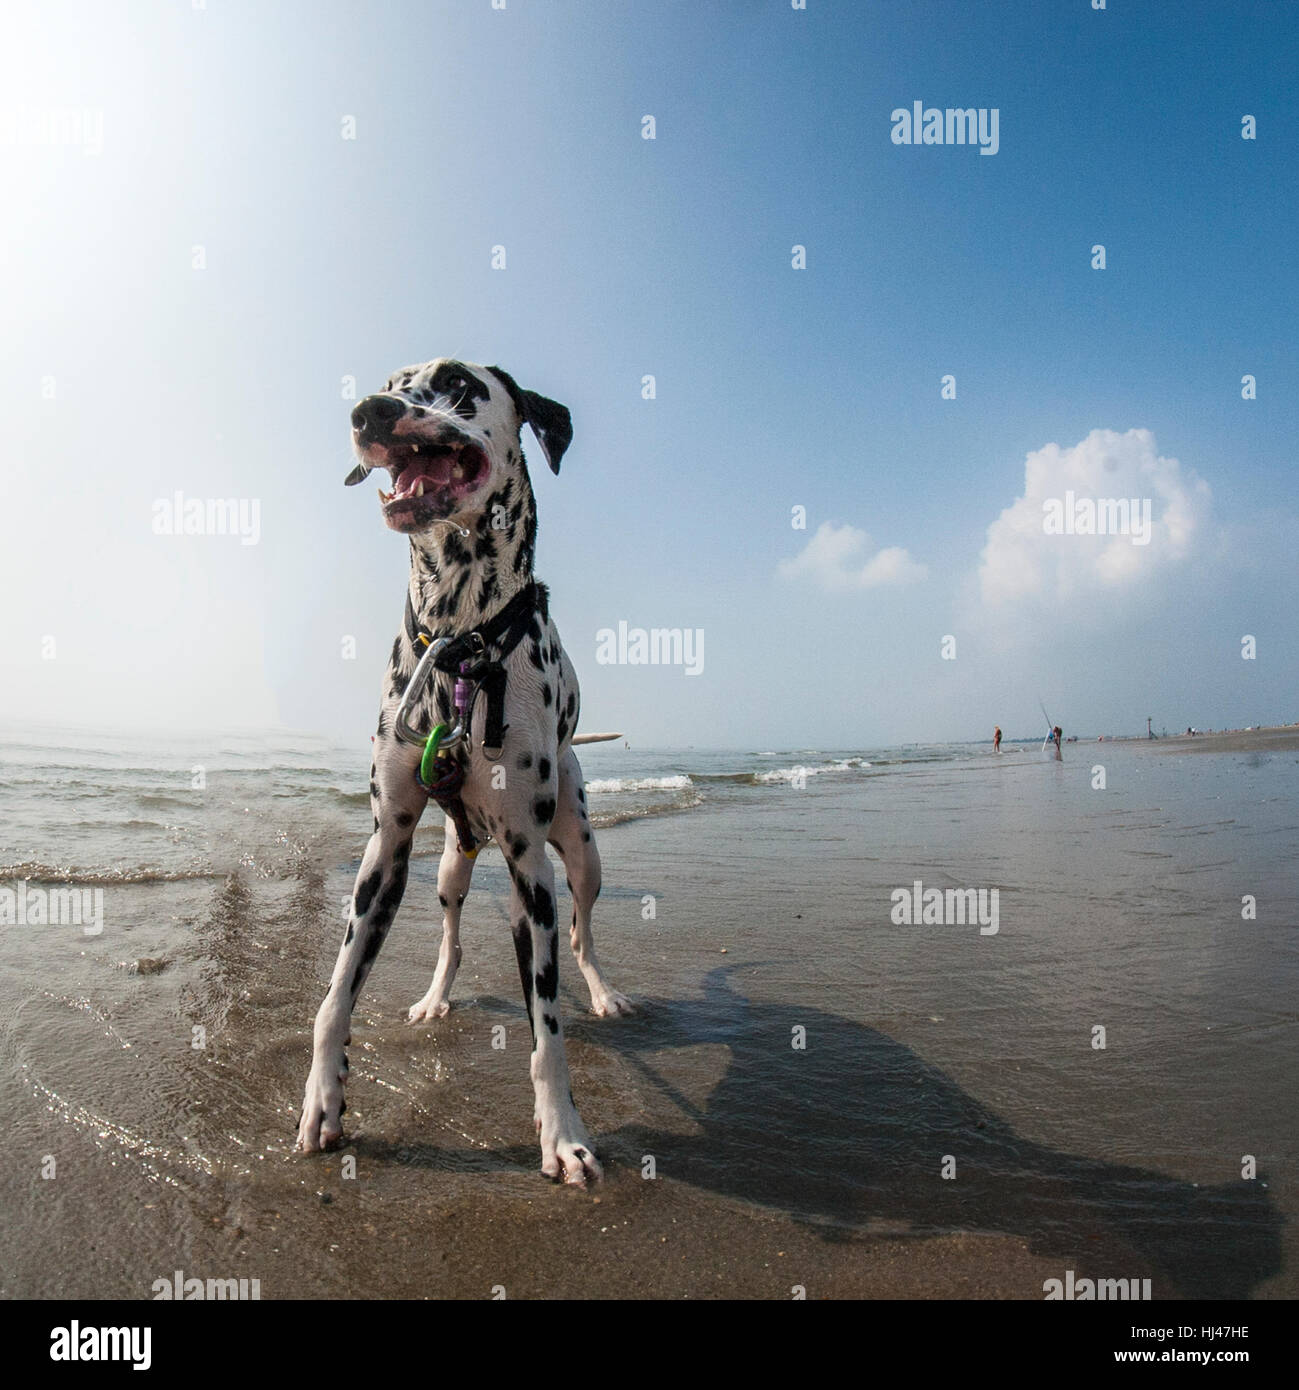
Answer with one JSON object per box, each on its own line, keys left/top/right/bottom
{"left": 1141, "top": 726, "right": 1299, "bottom": 756}
{"left": 0, "top": 726, "right": 1293, "bottom": 1299}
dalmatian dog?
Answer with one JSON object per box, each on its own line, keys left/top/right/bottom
{"left": 296, "top": 358, "right": 631, "bottom": 1185}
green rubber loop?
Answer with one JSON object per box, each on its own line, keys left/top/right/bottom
{"left": 419, "top": 723, "right": 448, "bottom": 786}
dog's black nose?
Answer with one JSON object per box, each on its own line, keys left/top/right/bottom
{"left": 351, "top": 394, "right": 406, "bottom": 439}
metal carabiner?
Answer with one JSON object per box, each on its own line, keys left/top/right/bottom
{"left": 393, "top": 631, "right": 486, "bottom": 754}
{"left": 394, "top": 636, "right": 467, "bottom": 752}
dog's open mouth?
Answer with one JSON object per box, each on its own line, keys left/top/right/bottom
{"left": 375, "top": 440, "right": 490, "bottom": 530}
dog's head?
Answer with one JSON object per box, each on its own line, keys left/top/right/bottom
{"left": 344, "top": 358, "right": 572, "bottom": 534}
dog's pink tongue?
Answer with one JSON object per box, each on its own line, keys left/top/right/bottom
{"left": 394, "top": 457, "right": 453, "bottom": 497}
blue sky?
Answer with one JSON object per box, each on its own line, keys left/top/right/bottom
{"left": 2, "top": 0, "right": 1295, "bottom": 747}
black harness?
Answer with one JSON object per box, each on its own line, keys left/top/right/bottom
{"left": 404, "top": 581, "right": 544, "bottom": 854}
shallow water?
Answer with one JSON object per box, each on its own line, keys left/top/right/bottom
{"left": 1, "top": 727, "right": 1295, "bottom": 1298}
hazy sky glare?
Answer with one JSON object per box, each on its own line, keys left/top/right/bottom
{"left": 1, "top": 1, "right": 1295, "bottom": 747}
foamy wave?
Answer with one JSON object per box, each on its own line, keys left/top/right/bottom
{"left": 753, "top": 758, "right": 870, "bottom": 784}
{"left": 584, "top": 775, "right": 694, "bottom": 795}
{"left": 0, "top": 860, "right": 220, "bottom": 885}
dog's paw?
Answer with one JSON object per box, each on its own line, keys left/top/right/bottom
{"left": 295, "top": 1065, "right": 346, "bottom": 1153}
{"left": 408, "top": 990, "right": 451, "bottom": 1023}
{"left": 589, "top": 985, "right": 633, "bottom": 1018}
{"left": 538, "top": 1106, "right": 602, "bottom": 1186}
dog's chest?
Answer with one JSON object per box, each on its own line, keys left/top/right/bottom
{"left": 424, "top": 618, "right": 578, "bottom": 841}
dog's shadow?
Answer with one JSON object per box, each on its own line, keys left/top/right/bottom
{"left": 569, "top": 965, "right": 1280, "bottom": 1299}
{"left": 357, "top": 965, "right": 1281, "bottom": 1298}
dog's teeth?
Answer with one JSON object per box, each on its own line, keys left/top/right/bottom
{"left": 414, "top": 480, "right": 424, "bottom": 497}
{"left": 377, "top": 486, "right": 392, "bottom": 503}
{"left": 411, "top": 444, "right": 420, "bottom": 454}
{"left": 452, "top": 463, "right": 464, "bottom": 480}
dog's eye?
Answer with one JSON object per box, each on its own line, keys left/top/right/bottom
{"left": 446, "top": 375, "right": 465, "bottom": 393}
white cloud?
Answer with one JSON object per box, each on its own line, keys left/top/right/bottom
{"left": 779, "top": 522, "right": 928, "bottom": 592}
{"left": 977, "top": 428, "right": 1210, "bottom": 606}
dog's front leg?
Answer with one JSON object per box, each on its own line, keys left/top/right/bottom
{"left": 504, "top": 839, "right": 601, "bottom": 1184}
{"left": 296, "top": 735, "right": 426, "bottom": 1152}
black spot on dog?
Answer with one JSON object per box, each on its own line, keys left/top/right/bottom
{"left": 511, "top": 919, "right": 535, "bottom": 1036}
{"left": 517, "top": 752, "right": 532, "bottom": 770}
{"left": 566, "top": 692, "right": 576, "bottom": 716}
{"left": 543, "top": 1013, "right": 559, "bottom": 1035}
{"left": 542, "top": 685, "right": 552, "bottom": 707}
{"left": 509, "top": 872, "right": 557, "bottom": 932}
{"left": 533, "top": 796, "right": 556, "bottom": 825}
{"left": 582, "top": 831, "right": 591, "bottom": 842}
{"left": 429, "top": 360, "right": 490, "bottom": 419}
{"left": 476, "top": 571, "right": 499, "bottom": 609}
{"left": 438, "top": 893, "right": 448, "bottom": 907}
{"left": 397, "top": 810, "right": 414, "bottom": 828}
{"left": 538, "top": 757, "right": 551, "bottom": 781}
{"left": 535, "top": 953, "right": 558, "bottom": 1002}
{"left": 577, "top": 787, "right": 585, "bottom": 804}
{"left": 355, "top": 869, "right": 382, "bottom": 916}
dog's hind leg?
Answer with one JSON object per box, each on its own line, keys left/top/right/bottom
{"left": 549, "top": 747, "right": 632, "bottom": 1017}
{"left": 408, "top": 818, "right": 475, "bottom": 1022}
{"left": 296, "top": 732, "right": 426, "bottom": 1152}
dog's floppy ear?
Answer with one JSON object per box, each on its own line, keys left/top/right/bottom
{"left": 488, "top": 366, "right": 572, "bottom": 474}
